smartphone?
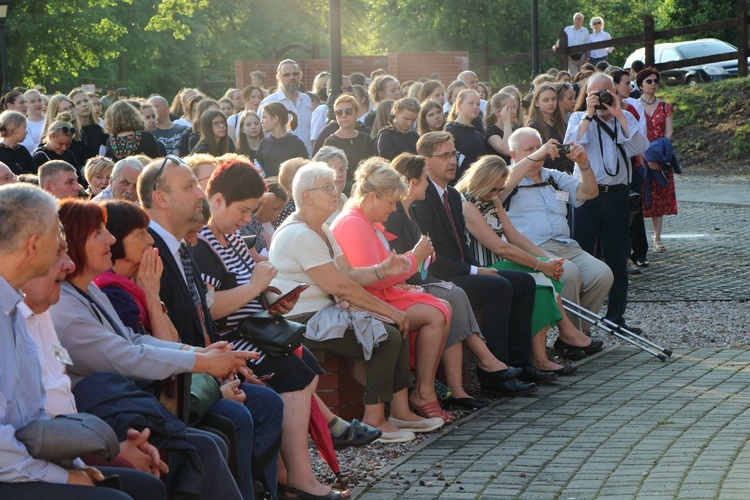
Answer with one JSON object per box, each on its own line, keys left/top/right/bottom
{"left": 268, "top": 284, "right": 309, "bottom": 315}
{"left": 97, "top": 475, "right": 122, "bottom": 490}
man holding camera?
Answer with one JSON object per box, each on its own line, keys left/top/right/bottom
{"left": 564, "top": 73, "right": 649, "bottom": 332}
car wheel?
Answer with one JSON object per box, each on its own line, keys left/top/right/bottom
{"left": 686, "top": 76, "right": 700, "bottom": 86}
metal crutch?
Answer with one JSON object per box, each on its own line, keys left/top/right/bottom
{"left": 562, "top": 298, "right": 673, "bottom": 361}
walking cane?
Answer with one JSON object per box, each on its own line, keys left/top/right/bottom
{"left": 562, "top": 298, "right": 673, "bottom": 361}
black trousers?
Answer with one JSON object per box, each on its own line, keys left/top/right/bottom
{"left": 452, "top": 270, "right": 535, "bottom": 366}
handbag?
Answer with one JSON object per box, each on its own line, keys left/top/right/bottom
{"left": 15, "top": 413, "right": 120, "bottom": 469}
{"left": 187, "top": 373, "right": 223, "bottom": 426}
{"left": 234, "top": 309, "right": 306, "bottom": 357}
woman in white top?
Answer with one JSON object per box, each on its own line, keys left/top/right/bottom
{"left": 588, "top": 16, "right": 613, "bottom": 66}
{"left": 23, "top": 89, "right": 46, "bottom": 153}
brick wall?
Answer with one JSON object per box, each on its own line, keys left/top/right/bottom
{"left": 234, "top": 52, "right": 469, "bottom": 89}
{"left": 312, "top": 350, "right": 365, "bottom": 422}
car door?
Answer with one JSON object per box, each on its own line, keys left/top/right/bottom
{"left": 658, "top": 48, "right": 685, "bottom": 85}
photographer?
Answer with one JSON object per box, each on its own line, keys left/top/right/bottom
{"left": 564, "top": 73, "right": 648, "bottom": 333}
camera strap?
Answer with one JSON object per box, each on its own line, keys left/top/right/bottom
{"left": 593, "top": 115, "right": 629, "bottom": 179}
{"left": 503, "top": 176, "right": 560, "bottom": 211}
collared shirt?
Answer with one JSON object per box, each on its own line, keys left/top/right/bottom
{"left": 588, "top": 30, "right": 613, "bottom": 58}
{"left": 0, "top": 276, "right": 70, "bottom": 483}
{"left": 20, "top": 304, "right": 77, "bottom": 417}
{"left": 564, "top": 111, "right": 649, "bottom": 185}
{"left": 564, "top": 25, "right": 590, "bottom": 49}
{"left": 91, "top": 185, "right": 114, "bottom": 203}
{"left": 149, "top": 220, "right": 187, "bottom": 283}
{"left": 428, "top": 178, "right": 478, "bottom": 275}
{"left": 505, "top": 168, "right": 583, "bottom": 247}
{"left": 260, "top": 89, "right": 313, "bottom": 156}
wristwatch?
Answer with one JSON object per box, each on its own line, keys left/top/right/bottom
{"left": 583, "top": 115, "right": 594, "bottom": 122}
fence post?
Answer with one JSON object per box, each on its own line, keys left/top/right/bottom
{"left": 738, "top": 0, "right": 748, "bottom": 77}
{"left": 644, "top": 15, "right": 655, "bottom": 67}
{"left": 558, "top": 29, "right": 568, "bottom": 70}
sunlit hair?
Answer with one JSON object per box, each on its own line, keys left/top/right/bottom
{"left": 58, "top": 199, "right": 107, "bottom": 278}
{"left": 43, "top": 113, "right": 76, "bottom": 144}
{"left": 292, "top": 162, "right": 335, "bottom": 206}
{"left": 417, "top": 80, "right": 444, "bottom": 104}
{"left": 370, "top": 99, "right": 394, "bottom": 138}
{"left": 390, "top": 152, "right": 426, "bottom": 182}
{"left": 263, "top": 102, "right": 298, "bottom": 132}
{"left": 84, "top": 156, "right": 114, "bottom": 186}
{"left": 524, "top": 83, "right": 565, "bottom": 143}
{"left": 0, "top": 184, "right": 58, "bottom": 254}
{"left": 43, "top": 95, "right": 78, "bottom": 139}
{"left": 485, "top": 92, "right": 515, "bottom": 128}
{"left": 417, "top": 100, "right": 444, "bottom": 136}
{"left": 445, "top": 80, "right": 468, "bottom": 106}
{"left": 447, "top": 89, "right": 479, "bottom": 122}
{"left": 416, "top": 131, "right": 454, "bottom": 157}
{"left": 349, "top": 156, "right": 407, "bottom": 208}
{"left": 0, "top": 110, "right": 26, "bottom": 138}
{"left": 68, "top": 88, "right": 97, "bottom": 126}
{"left": 206, "top": 157, "right": 266, "bottom": 205}
{"left": 278, "top": 157, "right": 311, "bottom": 190}
{"left": 368, "top": 75, "right": 399, "bottom": 105}
{"left": 104, "top": 101, "right": 145, "bottom": 135}
{"left": 454, "top": 155, "right": 509, "bottom": 200}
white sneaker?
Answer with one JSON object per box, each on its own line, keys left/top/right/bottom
{"left": 376, "top": 429, "right": 416, "bottom": 443}
{"left": 386, "top": 416, "right": 444, "bottom": 433}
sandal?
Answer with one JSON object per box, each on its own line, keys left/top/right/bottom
{"left": 654, "top": 240, "right": 667, "bottom": 252}
{"left": 330, "top": 419, "right": 382, "bottom": 449}
{"left": 409, "top": 399, "right": 455, "bottom": 424}
{"left": 434, "top": 379, "right": 452, "bottom": 401}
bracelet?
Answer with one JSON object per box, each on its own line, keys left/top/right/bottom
{"left": 374, "top": 264, "right": 383, "bottom": 280}
{"left": 526, "top": 155, "right": 543, "bottom": 162}
{"left": 533, "top": 259, "right": 541, "bottom": 271}
{"left": 584, "top": 115, "right": 594, "bottom": 122}
{"left": 579, "top": 164, "right": 591, "bottom": 172}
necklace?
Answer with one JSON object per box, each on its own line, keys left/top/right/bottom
{"left": 640, "top": 95, "right": 657, "bottom": 105}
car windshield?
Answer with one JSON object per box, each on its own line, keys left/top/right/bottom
{"left": 676, "top": 40, "right": 736, "bottom": 59}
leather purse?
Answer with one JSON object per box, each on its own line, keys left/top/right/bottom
{"left": 232, "top": 309, "right": 306, "bottom": 358}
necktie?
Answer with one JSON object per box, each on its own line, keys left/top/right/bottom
{"left": 179, "top": 243, "right": 211, "bottom": 345}
{"left": 442, "top": 190, "right": 465, "bottom": 262}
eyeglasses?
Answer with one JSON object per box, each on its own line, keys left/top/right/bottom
{"left": 0, "top": 173, "right": 17, "bottom": 183}
{"left": 282, "top": 72, "right": 301, "bottom": 78}
{"left": 307, "top": 184, "right": 338, "bottom": 195}
{"left": 426, "top": 151, "right": 460, "bottom": 161}
{"left": 334, "top": 108, "right": 355, "bottom": 117}
{"left": 593, "top": 21, "right": 602, "bottom": 25}
{"left": 53, "top": 126, "right": 75, "bottom": 135}
{"left": 644, "top": 78, "right": 660, "bottom": 85}
{"left": 212, "top": 120, "right": 226, "bottom": 127}
{"left": 153, "top": 154, "right": 187, "bottom": 192}
{"left": 342, "top": 86, "right": 354, "bottom": 93}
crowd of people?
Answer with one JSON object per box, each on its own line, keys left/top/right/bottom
{"left": 0, "top": 41, "right": 679, "bottom": 498}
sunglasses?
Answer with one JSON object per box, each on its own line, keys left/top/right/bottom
{"left": 53, "top": 126, "right": 75, "bottom": 135}
{"left": 593, "top": 21, "right": 602, "bottom": 25}
{"left": 153, "top": 154, "right": 187, "bottom": 192}
{"left": 334, "top": 108, "right": 355, "bottom": 117}
{"left": 282, "top": 72, "right": 301, "bottom": 78}
{"left": 644, "top": 78, "right": 659, "bottom": 85}
{"left": 427, "top": 151, "right": 460, "bottom": 161}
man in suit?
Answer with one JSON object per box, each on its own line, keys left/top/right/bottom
{"left": 412, "top": 132, "right": 556, "bottom": 389}
{"left": 137, "top": 156, "right": 284, "bottom": 497}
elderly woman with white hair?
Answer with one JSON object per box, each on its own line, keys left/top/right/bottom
{"left": 588, "top": 16, "right": 613, "bottom": 66}
{"left": 269, "top": 162, "right": 445, "bottom": 443}
{"left": 312, "top": 145, "right": 348, "bottom": 224}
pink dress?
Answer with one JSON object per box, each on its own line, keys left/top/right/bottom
{"left": 330, "top": 206, "right": 451, "bottom": 321}
{"left": 642, "top": 100, "right": 678, "bottom": 218}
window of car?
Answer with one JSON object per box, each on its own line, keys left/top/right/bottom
{"left": 659, "top": 48, "right": 680, "bottom": 63}
{"left": 676, "top": 40, "right": 736, "bottom": 60}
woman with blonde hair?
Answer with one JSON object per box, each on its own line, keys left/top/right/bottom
{"left": 484, "top": 91, "right": 518, "bottom": 163}
{"left": 323, "top": 93, "right": 374, "bottom": 188}
{"left": 21, "top": 89, "right": 46, "bottom": 153}
{"left": 499, "top": 85, "right": 524, "bottom": 128}
{"left": 0, "top": 110, "right": 36, "bottom": 174}
{"left": 32, "top": 113, "right": 80, "bottom": 176}
{"left": 364, "top": 75, "right": 401, "bottom": 128}
{"left": 455, "top": 155, "right": 602, "bottom": 374}
{"left": 104, "top": 101, "right": 161, "bottom": 161}
{"left": 445, "top": 89, "right": 485, "bottom": 179}
{"left": 369, "top": 99, "right": 394, "bottom": 139}
{"left": 69, "top": 88, "right": 108, "bottom": 162}
{"left": 43, "top": 94, "right": 84, "bottom": 168}
{"left": 375, "top": 97, "right": 420, "bottom": 160}
{"left": 83, "top": 155, "right": 114, "bottom": 197}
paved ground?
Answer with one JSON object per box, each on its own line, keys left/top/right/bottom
{"left": 354, "top": 175, "right": 750, "bottom": 499}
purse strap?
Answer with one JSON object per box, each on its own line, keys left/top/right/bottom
{"left": 224, "top": 232, "right": 281, "bottom": 310}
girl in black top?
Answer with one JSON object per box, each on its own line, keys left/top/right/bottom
{"left": 375, "top": 97, "right": 420, "bottom": 160}
{"left": 417, "top": 99, "right": 445, "bottom": 136}
{"left": 525, "top": 83, "right": 571, "bottom": 173}
{"left": 484, "top": 91, "right": 517, "bottom": 164}
{"left": 33, "top": 115, "right": 80, "bottom": 178}
{"left": 0, "top": 110, "right": 37, "bottom": 174}
{"left": 444, "top": 89, "right": 485, "bottom": 181}
{"left": 235, "top": 110, "right": 262, "bottom": 161}
{"left": 69, "top": 88, "right": 109, "bottom": 163}
{"left": 191, "top": 109, "right": 236, "bottom": 156}
{"left": 323, "top": 93, "right": 374, "bottom": 185}
{"left": 104, "top": 101, "right": 162, "bottom": 162}
{"left": 256, "top": 102, "right": 309, "bottom": 177}
{"left": 43, "top": 95, "right": 85, "bottom": 169}
{"left": 364, "top": 75, "right": 401, "bottom": 128}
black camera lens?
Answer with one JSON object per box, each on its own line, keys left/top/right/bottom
{"left": 597, "top": 89, "right": 613, "bottom": 106}
{"left": 557, "top": 144, "right": 571, "bottom": 154}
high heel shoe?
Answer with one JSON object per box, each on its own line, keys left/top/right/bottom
{"left": 553, "top": 338, "right": 604, "bottom": 361}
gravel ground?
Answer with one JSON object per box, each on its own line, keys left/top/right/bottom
{"left": 308, "top": 299, "right": 750, "bottom": 491}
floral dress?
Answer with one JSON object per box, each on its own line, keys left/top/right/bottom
{"left": 642, "top": 101, "right": 678, "bottom": 218}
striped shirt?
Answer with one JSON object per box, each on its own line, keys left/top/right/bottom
{"left": 462, "top": 192, "right": 504, "bottom": 267}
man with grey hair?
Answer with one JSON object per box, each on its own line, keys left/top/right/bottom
{"left": 92, "top": 157, "right": 143, "bottom": 203}
{"left": 39, "top": 160, "right": 80, "bottom": 199}
{"left": 505, "top": 127, "right": 611, "bottom": 341}
{"left": 564, "top": 72, "right": 648, "bottom": 332}
{"left": 0, "top": 161, "right": 17, "bottom": 186}
{"left": 553, "top": 12, "right": 590, "bottom": 75}
{"left": 259, "top": 59, "right": 313, "bottom": 155}
{"left": 149, "top": 95, "right": 188, "bottom": 155}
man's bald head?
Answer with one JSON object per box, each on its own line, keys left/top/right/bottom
{"left": 457, "top": 71, "right": 479, "bottom": 91}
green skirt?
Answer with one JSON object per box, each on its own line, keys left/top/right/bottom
{"left": 487, "top": 260, "right": 563, "bottom": 335}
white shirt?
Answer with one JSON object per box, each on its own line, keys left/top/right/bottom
{"left": 623, "top": 97, "right": 647, "bottom": 136}
{"left": 149, "top": 220, "right": 188, "bottom": 283}
{"left": 20, "top": 304, "right": 77, "bottom": 417}
{"left": 21, "top": 118, "right": 45, "bottom": 154}
{"left": 310, "top": 104, "right": 329, "bottom": 142}
{"left": 589, "top": 30, "right": 613, "bottom": 59}
{"left": 259, "top": 89, "right": 313, "bottom": 156}
{"left": 564, "top": 25, "right": 590, "bottom": 50}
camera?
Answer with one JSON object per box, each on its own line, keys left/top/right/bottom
{"left": 596, "top": 89, "right": 613, "bottom": 108}
{"left": 557, "top": 144, "right": 571, "bottom": 155}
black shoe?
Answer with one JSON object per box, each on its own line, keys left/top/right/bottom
{"left": 516, "top": 365, "right": 558, "bottom": 385}
{"left": 547, "top": 364, "right": 578, "bottom": 376}
{"left": 614, "top": 322, "right": 643, "bottom": 335}
{"left": 476, "top": 366, "right": 521, "bottom": 384}
{"left": 635, "top": 259, "right": 650, "bottom": 268}
{"left": 479, "top": 377, "right": 537, "bottom": 397}
{"left": 444, "top": 396, "right": 491, "bottom": 410}
{"left": 554, "top": 338, "right": 604, "bottom": 360}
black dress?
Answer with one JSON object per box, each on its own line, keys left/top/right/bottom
{"left": 81, "top": 124, "right": 109, "bottom": 162}
{"left": 323, "top": 131, "right": 374, "bottom": 179}
{"left": 313, "top": 120, "right": 371, "bottom": 156}
{"left": 484, "top": 124, "right": 512, "bottom": 165}
{"left": 0, "top": 143, "right": 37, "bottom": 174}
{"left": 375, "top": 126, "right": 418, "bottom": 161}
{"left": 256, "top": 133, "right": 309, "bottom": 177}
{"left": 444, "top": 121, "right": 486, "bottom": 181}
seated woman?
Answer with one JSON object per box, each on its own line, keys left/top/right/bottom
{"left": 49, "top": 199, "right": 258, "bottom": 499}
{"left": 239, "top": 177, "right": 288, "bottom": 261}
{"left": 191, "top": 159, "right": 354, "bottom": 499}
{"left": 92, "top": 199, "right": 282, "bottom": 499}
{"left": 83, "top": 156, "right": 114, "bottom": 198}
{"left": 454, "top": 155, "right": 603, "bottom": 373}
{"left": 384, "top": 153, "right": 535, "bottom": 405}
{"left": 312, "top": 146, "right": 349, "bottom": 225}
{"left": 270, "top": 162, "right": 445, "bottom": 440}
{"left": 330, "top": 158, "right": 455, "bottom": 421}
